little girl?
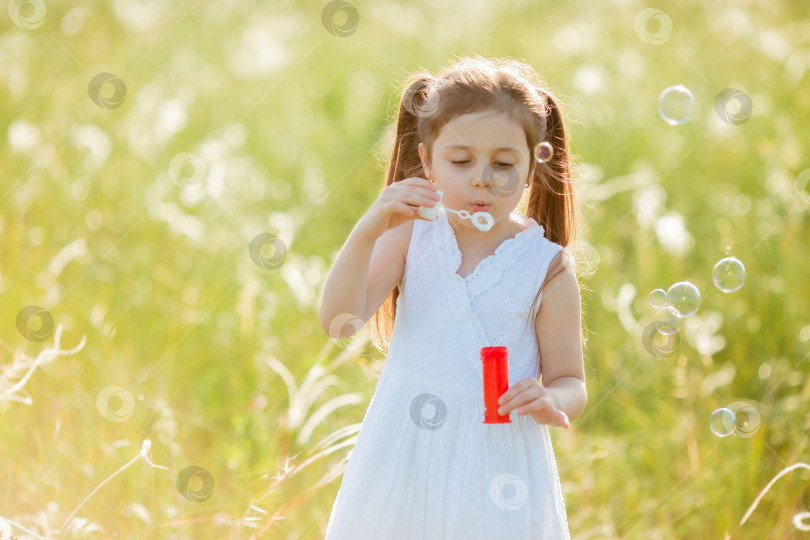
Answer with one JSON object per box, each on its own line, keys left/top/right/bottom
{"left": 320, "top": 55, "right": 587, "bottom": 539}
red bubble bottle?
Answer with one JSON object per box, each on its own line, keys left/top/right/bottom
{"left": 481, "top": 346, "right": 511, "bottom": 424}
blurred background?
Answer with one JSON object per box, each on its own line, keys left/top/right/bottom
{"left": 1, "top": 0, "right": 809, "bottom": 538}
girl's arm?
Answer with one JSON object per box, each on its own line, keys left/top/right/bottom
{"left": 319, "top": 221, "right": 406, "bottom": 339}
{"left": 535, "top": 258, "right": 588, "bottom": 422}
{"left": 320, "top": 223, "right": 377, "bottom": 339}
{"left": 319, "top": 177, "right": 440, "bottom": 339}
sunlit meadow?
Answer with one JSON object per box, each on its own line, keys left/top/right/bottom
{"left": 1, "top": 0, "right": 808, "bottom": 538}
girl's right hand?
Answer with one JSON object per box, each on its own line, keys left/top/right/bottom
{"left": 356, "top": 177, "right": 441, "bottom": 240}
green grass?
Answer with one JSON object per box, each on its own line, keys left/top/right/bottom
{"left": 1, "top": 0, "right": 809, "bottom": 538}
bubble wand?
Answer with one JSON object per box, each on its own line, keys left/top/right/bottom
{"left": 417, "top": 190, "right": 495, "bottom": 232}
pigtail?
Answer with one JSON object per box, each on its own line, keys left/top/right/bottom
{"left": 526, "top": 89, "right": 580, "bottom": 328}
{"left": 368, "top": 74, "right": 436, "bottom": 354}
{"left": 522, "top": 87, "right": 588, "bottom": 352}
{"left": 385, "top": 75, "right": 437, "bottom": 185}
{"left": 529, "top": 89, "right": 577, "bottom": 248}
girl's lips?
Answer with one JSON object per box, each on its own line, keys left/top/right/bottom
{"left": 471, "top": 204, "right": 489, "bottom": 212}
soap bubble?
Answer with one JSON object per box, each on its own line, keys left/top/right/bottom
{"left": 658, "top": 85, "right": 695, "bottom": 125}
{"left": 533, "top": 141, "right": 554, "bottom": 164}
{"left": 709, "top": 407, "right": 736, "bottom": 437}
{"left": 666, "top": 281, "right": 701, "bottom": 318}
{"left": 654, "top": 306, "right": 681, "bottom": 335}
{"left": 649, "top": 288, "right": 667, "bottom": 309}
{"left": 713, "top": 257, "right": 746, "bottom": 293}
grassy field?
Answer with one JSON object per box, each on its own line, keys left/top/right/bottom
{"left": 1, "top": 0, "right": 808, "bottom": 538}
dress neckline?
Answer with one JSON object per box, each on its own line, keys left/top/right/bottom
{"left": 430, "top": 205, "right": 549, "bottom": 323}
{"left": 437, "top": 205, "right": 544, "bottom": 282}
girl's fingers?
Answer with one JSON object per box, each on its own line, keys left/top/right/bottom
{"left": 514, "top": 399, "right": 553, "bottom": 415}
{"left": 541, "top": 398, "right": 570, "bottom": 427}
{"left": 393, "top": 187, "right": 440, "bottom": 208}
{"left": 397, "top": 178, "right": 439, "bottom": 197}
{"left": 529, "top": 402, "right": 570, "bottom": 428}
{"left": 534, "top": 397, "right": 555, "bottom": 414}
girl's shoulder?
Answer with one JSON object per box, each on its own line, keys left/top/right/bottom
{"left": 397, "top": 217, "right": 419, "bottom": 263}
{"left": 364, "top": 218, "right": 418, "bottom": 315}
{"left": 384, "top": 216, "right": 427, "bottom": 276}
{"left": 537, "top": 233, "right": 564, "bottom": 252}
{"left": 400, "top": 215, "right": 433, "bottom": 266}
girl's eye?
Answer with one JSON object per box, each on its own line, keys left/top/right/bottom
{"left": 451, "top": 161, "right": 514, "bottom": 167}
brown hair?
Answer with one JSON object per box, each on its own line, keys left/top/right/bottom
{"left": 369, "top": 55, "right": 580, "bottom": 354}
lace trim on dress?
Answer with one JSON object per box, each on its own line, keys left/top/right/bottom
{"left": 433, "top": 207, "right": 546, "bottom": 314}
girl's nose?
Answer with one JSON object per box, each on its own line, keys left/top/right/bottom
{"left": 473, "top": 165, "right": 494, "bottom": 189}
{"left": 476, "top": 164, "right": 521, "bottom": 197}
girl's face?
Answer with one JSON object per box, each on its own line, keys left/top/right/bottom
{"left": 418, "top": 108, "right": 533, "bottom": 233}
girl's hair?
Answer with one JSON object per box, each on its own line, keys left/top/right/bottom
{"left": 369, "top": 55, "right": 580, "bottom": 354}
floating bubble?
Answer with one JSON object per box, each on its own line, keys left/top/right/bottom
{"left": 649, "top": 288, "right": 667, "bottom": 309}
{"left": 666, "top": 281, "right": 701, "bottom": 318}
{"left": 658, "top": 85, "right": 695, "bottom": 125}
{"left": 654, "top": 306, "right": 681, "bottom": 335}
{"left": 713, "top": 257, "right": 746, "bottom": 293}
{"left": 533, "top": 141, "right": 554, "bottom": 164}
{"left": 709, "top": 407, "right": 736, "bottom": 437}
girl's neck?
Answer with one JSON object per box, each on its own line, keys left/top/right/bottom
{"left": 447, "top": 210, "right": 526, "bottom": 252}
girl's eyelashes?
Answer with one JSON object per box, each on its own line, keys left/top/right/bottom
{"left": 450, "top": 160, "right": 515, "bottom": 168}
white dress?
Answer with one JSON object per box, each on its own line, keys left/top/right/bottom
{"left": 324, "top": 205, "right": 570, "bottom": 539}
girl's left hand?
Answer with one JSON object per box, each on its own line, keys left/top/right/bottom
{"left": 497, "top": 378, "right": 571, "bottom": 429}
